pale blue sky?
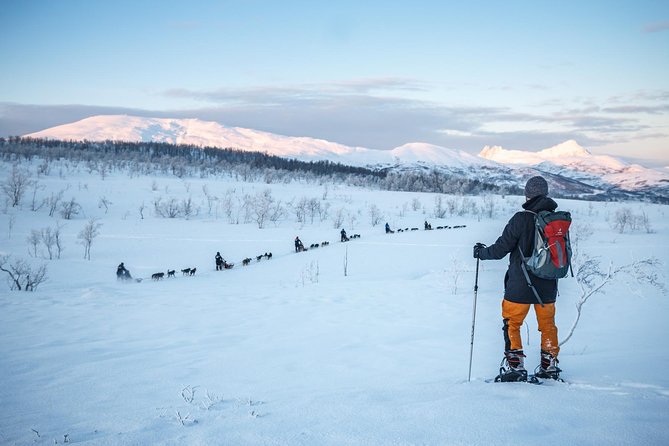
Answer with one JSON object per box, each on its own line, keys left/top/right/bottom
{"left": 1, "top": 0, "right": 668, "bottom": 166}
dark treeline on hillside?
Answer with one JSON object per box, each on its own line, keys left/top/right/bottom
{"left": 1, "top": 136, "right": 379, "bottom": 178}
{"left": 1, "top": 137, "right": 516, "bottom": 195}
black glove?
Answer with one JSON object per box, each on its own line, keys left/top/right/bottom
{"left": 473, "top": 242, "right": 486, "bottom": 259}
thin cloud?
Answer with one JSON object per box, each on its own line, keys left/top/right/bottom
{"left": 565, "top": 92, "right": 669, "bottom": 123}
{"left": 166, "top": 20, "right": 203, "bottom": 30}
{"left": 329, "top": 77, "right": 430, "bottom": 93}
{"left": 643, "top": 21, "right": 669, "bottom": 33}
{"left": 602, "top": 104, "right": 669, "bottom": 114}
{"left": 163, "top": 78, "right": 430, "bottom": 105}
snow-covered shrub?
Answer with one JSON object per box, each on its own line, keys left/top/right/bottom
{"left": 251, "top": 189, "right": 280, "bottom": 228}
{"left": 153, "top": 197, "right": 183, "bottom": 218}
{"left": 0, "top": 255, "right": 48, "bottom": 291}
{"left": 481, "top": 194, "right": 496, "bottom": 219}
{"left": 332, "top": 207, "right": 346, "bottom": 229}
{"left": 368, "top": 203, "right": 383, "bottom": 226}
{"left": 612, "top": 207, "right": 654, "bottom": 234}
{"left": 434, "top": 195, "right": 447, "bottom": 218}
{"left": 60, "top": 197, "right": 82, "bottom": 220}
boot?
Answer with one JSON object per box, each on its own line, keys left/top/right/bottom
{"left": 495, "top": 349, "right": 528, "bottom": 382}
{"left": 534, "top": 350, "right": 562, "bottom": 380}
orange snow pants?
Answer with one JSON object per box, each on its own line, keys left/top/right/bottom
{"left": 502, "top": 299, "right": 559, "bottom": 358}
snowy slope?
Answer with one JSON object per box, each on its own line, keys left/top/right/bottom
{"left": 1, "top": 158, "right": 668, "bottom": 445}
{"left": 26, "top": 115, "right": 369, "bottom": 162}
{"left": 386, "top": 142, "right": 491, "bottom": 168}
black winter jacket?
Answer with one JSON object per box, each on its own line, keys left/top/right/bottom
{"left": 479, "top": 195, "right": 559, "bottom": 304}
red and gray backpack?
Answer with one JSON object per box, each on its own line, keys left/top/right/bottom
{"left": 518, "top": 210, "right": 573, "bottom": 304}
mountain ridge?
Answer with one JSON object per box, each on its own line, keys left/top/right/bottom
{"left": 25, "top": 114, "right": 669, "bottom": 201}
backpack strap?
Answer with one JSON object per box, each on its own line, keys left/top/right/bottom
{"left": 517, "top": 246, "right": 545, "bottom": 307}
{"left": 566, "top": 231, "right": 574, "bottom": 278}
{"left": 519, "top": 209, "right": 546, "bottom": 306}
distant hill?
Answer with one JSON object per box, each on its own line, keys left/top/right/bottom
{"left": 26, "top": 115, "right": 669, "bottom": 202}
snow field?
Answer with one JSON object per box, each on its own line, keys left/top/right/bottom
{"left": 0, "top": 160, "right": 668, "bottom": 445}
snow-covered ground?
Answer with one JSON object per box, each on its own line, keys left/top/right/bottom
{"left": 1, "top": 159, "right": 668, "bottom": 445}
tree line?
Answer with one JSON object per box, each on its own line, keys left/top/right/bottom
{"left": 1, "top": 137, "right": 517, "bottom": 195}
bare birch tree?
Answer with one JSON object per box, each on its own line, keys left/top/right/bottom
{"left": 1, "top": 165, "right": 35, "bottom": 207}
{"left": 78, "top": 219, "right": 102, "bottom": 260}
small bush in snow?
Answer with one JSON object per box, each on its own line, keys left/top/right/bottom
{"left": 27, "top": 229, "right": 41, "bottom": 257}
{"left": 0, "top": 255, "right": 48, "bottom": 291}
{"left": 60, "top": 197, "right": 81, "bottom": 220}
{"left": 481, "top": 194, "right": 496, "bottom": 219}
{"left": 299, "top": 261, "right": 320, "bottom": 286}
{"left": 612, "top": 207, "right": 654, "bottom": 233}
{"left": 332, "top": 207, "right": 346, "bottom": 229}
{"left": 29, "top": 182, "right": 45, "bottom": 212}
{"left": 98, "top": 196, "right": 112, "bottom": 214}
{"left": 153, "top": 197, "right": 183, "bottom": 218}
{"left": 434, "top": 196, "right": 447, "bottom": 218}
{"left": 46, "top": 189, "right": 66, "bottom": 217}
{"left": 368, "top": 203, "right": 383, "bottom": 226}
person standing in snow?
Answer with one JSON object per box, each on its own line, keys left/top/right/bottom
{"left": 340, "top": 228, "right": 349, "bottom": 242}
{"left": 215, "top": 252, "right": 224, "bottom": 271}
{"left": 295, "top": 236, "right": 305, "bottom": 252}
{"left": 473, "top": 176, "right": 562, "bottom": 382}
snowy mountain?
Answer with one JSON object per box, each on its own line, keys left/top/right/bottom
{"left": 26, "top": 115, "right": 370, "bottom": 162}
{"left": 479, "top": 140, "right": 626, "bottom": 172}
{"left": 26, "top": 115, "right": 669, "bottom": 202}
{"left": 26, "top": 115, "right": 487, "bottom": 168}
{"left": 479, "top": 140, "right": 669, "bottom": 199}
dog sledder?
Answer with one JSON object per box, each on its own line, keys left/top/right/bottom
{"left": 116, "top": 262, "right": 132, "bottom": 281}
{"left": 295, "top": 236, "right": 306, "bottom": 252}
{"left": 215, "top": 252, "right": 224, "bottom": 271}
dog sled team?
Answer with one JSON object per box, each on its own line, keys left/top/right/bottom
{"left": 384, "top": 220, "right": 466, "bottom": 234}
{"left": 339, "top": 228, "right": 360, "bottom": 242}
{"left": 215, "top": 250, "right": 271, "bottom": 269}
{"left": 119, "top": 220, "right": 458, "bottom": 282}
{"left": 117, "top": 262, "right": 193, "bottom": 282}
{"left": 294, "top": 235, "right": 334, "bottom": 253}
{"left": 118, "top": 249, "right": 273, "bottom": 281}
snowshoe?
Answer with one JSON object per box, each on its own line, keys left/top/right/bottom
{"left": 493, "top": 349, "right": 530, "bottom": 382}
{"left": 534, "top": 350, "right": 562, "bottom": 381}
{"left": 494, "top": 368, "right": 528, "bottom": 382}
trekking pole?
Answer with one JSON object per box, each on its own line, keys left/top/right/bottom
{"left": 468, "top": 257, "right": 480, "bottom": 382}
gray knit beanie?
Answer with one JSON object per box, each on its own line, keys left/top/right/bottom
{"left": 525, "top": 176, "right": 548, "bottom": 199}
